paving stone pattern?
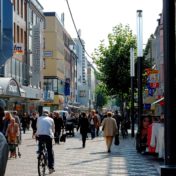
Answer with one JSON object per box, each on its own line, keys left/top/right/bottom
{"left": 5, "top": 130, "right": 160, "bottom": 176}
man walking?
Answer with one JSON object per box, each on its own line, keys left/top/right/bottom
{"left": 102, "top": 112, "right": 118, "bottom": 153}
{"left": 36, "top": 110, "right": 55, "bottom": 174}
{"left": 77, "top": 112, "right": 89, "bottom": 148}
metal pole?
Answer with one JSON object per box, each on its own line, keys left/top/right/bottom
{"left": 130, "top": 48, "right": 135, "bottom": 137}
{"left": 131, "top": 76, "right": 134, "bottom": 137}
{"left": 136, "top": 10, "right": 143, "bottom": 151}
{"left": 161, "top": 0, "right": 176, "bottom": 175}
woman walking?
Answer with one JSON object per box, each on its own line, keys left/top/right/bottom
{"left": 30, "top": 112, "right": 38, "bottom": 138}
{"left": 6, "top": 118, "right": 19, "bottom": 158}
{"left": 102, "top": 112, "right": 118, "bottom": 153}
{"left": 77, "top": 112, "right": 89, "bottom": 148}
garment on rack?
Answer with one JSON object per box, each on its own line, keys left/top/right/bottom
{"left": 155, "top": 124, "right": 164, "bottom": 158}
{"left": 150, "top": 122, "right": 161, "bottom": 148}
{"left": 147, "top": 124, "right": 156, "bottom": 153}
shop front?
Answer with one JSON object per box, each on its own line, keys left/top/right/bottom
{"left": 43, "top": 92, "right": 64, "bottom": 112}
{"left": 0, "top": 77, "right": 45, "bottom": 115}
{"left": 0, "top": 77, "right": 23, "bottom": 110}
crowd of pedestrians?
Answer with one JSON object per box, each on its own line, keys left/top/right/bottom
{"left": 0, "top": 105, "right": 131, "bottom": 175}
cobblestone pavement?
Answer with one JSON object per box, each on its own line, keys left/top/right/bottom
{"left": 5, "top": 130, "right": 161, "bottom": 176}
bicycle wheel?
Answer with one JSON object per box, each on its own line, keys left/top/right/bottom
{"left": 38, "top": 153, "right": 47, "bottom": 176}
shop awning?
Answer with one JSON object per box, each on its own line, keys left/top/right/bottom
{"left": 151, "top": 97, "right": 164, "bottom": 105}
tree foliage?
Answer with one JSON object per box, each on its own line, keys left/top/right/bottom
{"left": 95, "top": 82, "right": 108, "bottom": 108}
{"left": 93, "top": 24, "right": 136, "bottom": 96}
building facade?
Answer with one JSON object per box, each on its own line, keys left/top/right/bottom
{"left": 87, "top": 61, "right": 96, "bottom": 109}
{"left": 0, "top": 0, "right": 44, "bottom": 113}
{"left": 144, "top": 14, "right": 164, "bottom": 115}
{"left": 43, "top": 12, "right": 78, "bottom": 111}
{"left": 0, "top": 0, "right": 13, "bottom": 77}
{"left": 74, "top": 33, "right": 89, "bottom": 107}
{"left": 63, "top": 28, "right": 77, "bottom": 106}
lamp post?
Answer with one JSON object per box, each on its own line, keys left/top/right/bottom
{"left": 136, "top": 10, "right": 143, "bottom": 150}
{"left": 130, "top": 48, "right": 135, "bottom": 137}
{"left": 161, "top": 0, "right": 176, "bottom": 175}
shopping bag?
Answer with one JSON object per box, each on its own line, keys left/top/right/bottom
{"left": 114, "top": 134, "right": 120, "bottom": 145}
{"left": 60, "top": 133, "right": 66, "bottom": 142}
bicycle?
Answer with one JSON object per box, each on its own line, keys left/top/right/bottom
{"left": 37, "top": 142, "right": 48, "bottom": 176}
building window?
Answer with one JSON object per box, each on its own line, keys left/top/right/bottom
{"left": 21, "top": 28, "right": 23, "bottom": 43}
{"left": 17, "top": 0, "right": 19, "bottom": 14}
{"left": 31, "top": 10, "right": 33, "bottom": 24}
{"left": 21, "top": 0, "right": 23, "bottom": 18}
{"left": 43, "top": 38, "right": 45, "bottom": 49}
{"left": 17, "top": 25, "right": 19, "bottom": 43}
{"left": 14, "top": 23, "right": 16, "bottom": 43}
{"left": 13, "top": 0, "right": 16, "bottom": 11}
{"left": 43, "top": 58, "right": 46, "bottom": 69}
{"left": 24, "top": 1, "right": 27, "bottom": 21}
{"left": 24, "top": 31, "right": 26, "bottom": 48}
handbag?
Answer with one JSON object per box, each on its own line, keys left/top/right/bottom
{"left": 60, "top": 131, "right": 66, "bottom": 142}
{"left": 114, "top": 134, "right": 119, "bottom": 145}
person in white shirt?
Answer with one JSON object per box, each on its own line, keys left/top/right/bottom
{"left": 36, "top": 110, "right": 55, "bottom": 174}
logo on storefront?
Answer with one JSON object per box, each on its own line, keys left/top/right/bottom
{"left": 7, "top": 79, "right": 20, "bottom": 96}
{"left": 14, "top": 43, "right": 24, "bottom": 54}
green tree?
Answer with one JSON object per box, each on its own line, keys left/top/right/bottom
{"left": 93, "top": 24, "right": 136, "bottom": 97}
{"left": 95, "top": 83, "right": 108, "bottom": 108}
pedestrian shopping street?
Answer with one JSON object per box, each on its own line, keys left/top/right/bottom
{"left": 5, "top": 129, "right": 161, "bottom": 176}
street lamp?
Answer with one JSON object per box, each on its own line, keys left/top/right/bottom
{"left": 136, "top": 10, "right": 143, "bottom": 151}
{"left": 161, "top": 0, "right": 176, "bottom": 175}
{"left": 130, "top": 48, "right": 135, "bottom": 137}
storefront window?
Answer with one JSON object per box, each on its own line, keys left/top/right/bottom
{"left": 53, "top": 79, "right": 57, "bottom": 92}
{"left": 44, "top": 78, "right": 64, "bottom": 95}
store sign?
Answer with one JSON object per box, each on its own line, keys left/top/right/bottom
{"left": 145, "top": 68, "right": 159, "bottom": 76}
{"left": 150, "top": 82, "right": 159, "bottom": 88}
{"left": 144, "top": 104, "right": 151, "bottom": 110}
{"left": 14, "top": 43, "right": 24, "bottom": 54}
{"left": 7, "top": 79, "right": 20, "bottom": 96}
{"left": 43, "top": 51, "right": 53, "bottom": 57}
{"left": 64, "top": 78, "right": 70, "bottom": 96}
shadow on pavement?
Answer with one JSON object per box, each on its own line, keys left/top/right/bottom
{"left": 66, "top": 147, "right": 83, "bottom": 150}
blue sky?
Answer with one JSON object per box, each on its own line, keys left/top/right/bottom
{"left": 39, "top": 0, "right": 162, "bottom": 60}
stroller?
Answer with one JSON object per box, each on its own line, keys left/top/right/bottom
{"left": 65, "top": 120, "right": 75, "bottom": 136}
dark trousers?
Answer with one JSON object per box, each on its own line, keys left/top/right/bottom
{"left": 54, "top": 131, "right": 61, "bottom": 144}
{"left": 38, "top": 135, "right": 54, "bottom": 169}
{"left": 96, "top": 127, "right": 100, "bottom": 136}
{"left": 82, "top": 133, "right": 87, "bottom": 147}
{"left": 90, "top": 125, "right": 95, "bottom": 139}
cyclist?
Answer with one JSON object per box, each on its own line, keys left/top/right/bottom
{"left": 36, "top": 110, "right": 55, "bottom": 174}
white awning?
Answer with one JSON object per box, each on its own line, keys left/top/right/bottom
{"left": 151, "top": 97, "right": 164, "bottom": 105}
